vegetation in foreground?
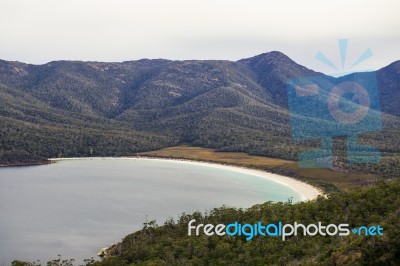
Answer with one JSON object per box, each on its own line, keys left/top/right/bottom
{"left": 5, "top": 146, "right": 400, "bottom": 266}
{"left": 13, "top": 180, "right": 400, "bottom": 265}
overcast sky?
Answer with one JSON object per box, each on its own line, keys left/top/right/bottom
{"left": 0, "top": 0, "right": 399, "bottom": 74}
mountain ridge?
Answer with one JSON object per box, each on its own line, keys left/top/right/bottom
{"left": 0, "top": 52, "right": 399, "bottom": 177}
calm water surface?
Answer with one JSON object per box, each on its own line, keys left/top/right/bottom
{"left": 0, "top": 158, "right": 301, "bottom": 264}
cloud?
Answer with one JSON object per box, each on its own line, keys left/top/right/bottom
{"left": 0, "top": 0, "right": 399, "bottom": 72}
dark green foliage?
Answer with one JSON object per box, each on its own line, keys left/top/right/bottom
{"left": 11, "top": 261, "right": 40, "bottom": 266}
{"left": 95, "top": 180, "right": 400, "bottom": 266}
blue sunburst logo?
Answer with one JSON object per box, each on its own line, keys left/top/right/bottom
{"left": 315, "top": 39, "right": 372, "bottom": 72}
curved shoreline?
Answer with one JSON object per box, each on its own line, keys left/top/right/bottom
{"left": 49, "top": 156, "right": 323, "bottom": 201}
{"left": 0, "top": 160, "right": 51, "bottom": 167}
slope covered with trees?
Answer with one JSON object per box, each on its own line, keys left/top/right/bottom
{"left": 0, "top": 53, "right": 399, "bottom": 177}
{"left": 92, "top": 180, "right": 400, "bottom": 266}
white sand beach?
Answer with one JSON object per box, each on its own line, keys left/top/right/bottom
{"left": 49, "top": 157, "right": 323, "bottom": 201}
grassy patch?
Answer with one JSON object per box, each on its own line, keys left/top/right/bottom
{"left": 138, "top": 145, "right": 381, "bottom": 192}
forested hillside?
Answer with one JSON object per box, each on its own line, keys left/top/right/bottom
{"left": 91, "top": 180, "right": 400, "bottom": 266}
{"left": 0, "top": 52, "right": 399, "bottom": 177}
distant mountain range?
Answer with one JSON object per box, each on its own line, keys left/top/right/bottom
{"left": 0, "top": 52, "right": 399, "bottom": 175}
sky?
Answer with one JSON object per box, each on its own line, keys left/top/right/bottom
{"left": 0, "top": 0, "right": 399, "bottom": 74}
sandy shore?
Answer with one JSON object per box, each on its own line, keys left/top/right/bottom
{"left": 50, "top": 156, "right": 323, "bottom": 201}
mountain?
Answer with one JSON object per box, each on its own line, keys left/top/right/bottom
{"left": 0, "top": 52, "right": 399, "bottom": 175}
{"left": 238, "top": 51, "right": 329, "bottom": 108}
{"left": 377, "top": 61, "right": 400, "bottom": 116}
